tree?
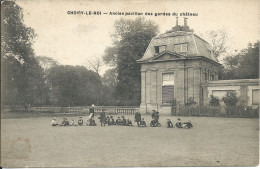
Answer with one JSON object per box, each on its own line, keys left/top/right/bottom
{"left": 85, "top": 57, "right": 103, "bottom": 75}
{"left": 36, "top": 56, "right": 59, "bottom": 71}
{"left": 103, "top": 17, "right": 159, "bottom": 106}
{"left": 1, "top": 1, "right": 47, "bottom": 108}
{"left": 47, "top": 65, "right": 101, "bottom": 106}
{"left": 100, "top": 68, "right": 118, "bottom": 105}
{"left": 103, "top": 47, "right": 118, "bottom": 67}
{"left": 205, "top": 29, "right": 228, "bottom": 60}
{"left": 219, "top": 41, "right": 259, "bottom": 80}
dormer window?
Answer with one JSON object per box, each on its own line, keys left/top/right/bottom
{"left": 154, "top": 45, "right": 166, "bottom": 54}
{"left": 174, "top": 43, "right": 188, "bottom": 53}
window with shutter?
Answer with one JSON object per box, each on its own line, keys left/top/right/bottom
{"left": 162, "top": 86, "right": 174, "bottom": 103}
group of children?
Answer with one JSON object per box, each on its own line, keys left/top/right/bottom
{"left": 108, "top": 116, "right": 133, "bottom": 126}
{"left": 51, "top": 115, "right": 134, "bottom": 127}
{"left": 51, "top": 112, "right": 193, "bottom": 129}
{"left": 166, "top": 118, "right": 193, "bottom": 129}
{"left": 51, "top": 117, "right": 86, "bottom": 126}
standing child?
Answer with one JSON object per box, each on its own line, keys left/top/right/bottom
{"left": 134, "top": 112, "right": 141, "bottom": 126}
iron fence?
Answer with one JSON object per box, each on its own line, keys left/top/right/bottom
{"left": 172, "top": 105, "right": 259, "bottom": 118}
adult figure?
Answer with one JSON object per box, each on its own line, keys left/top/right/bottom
{"left": 89, "top": 104, "right": 95, "bottom": 119}
{"left": 134, "top": 111, "right": 141, "bottom": 127}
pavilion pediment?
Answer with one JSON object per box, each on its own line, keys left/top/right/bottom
{"left": 152, "top": 50, "right": 186, "bottom": 61}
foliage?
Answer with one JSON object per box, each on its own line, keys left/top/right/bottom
{"left": 222, "top": 91, "right": 238, "bottom": 106}
{"left": 185, "top": 97, "right": 197, "bottom": 106}
{"left": 219, "top": 41, "right": 259, "bottom": 80}
{"left": 103, "top": 47, "right": 118, "bottom": 67}
{"left": 209, "top": 95, "right": 220, "bottom": 106}
{"left": 1, "top": 1, "right": 48, "bottom": 107}
{"left": 47, "top": 65, "right": 101, "bottom": 106}
{"left": 103, "top": 17, "right": 159, "bottom": 106}
{"left": 36, "top": 56, "right": 59, "bottom": 71}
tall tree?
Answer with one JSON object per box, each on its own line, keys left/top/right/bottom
{"left": 204, "top": 29, "right": 228, "bottom": 60}
{"left": 103, "top": 17, "right": 159, "bottom": 106}
{"left": 1, "top": 1, "right": 47, "bottom": 107}
{"left": 219, "top": 41, "right": 259, "bottom": 80}
{"left": 47, "top": 65, "right": 101, "bottom": 106}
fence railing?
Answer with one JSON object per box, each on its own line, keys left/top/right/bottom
{"left": 26, "top": 106, "right": 140, "bottom": 115}
{"left": 172, "top": 105, "right": 259, "bottom": 118}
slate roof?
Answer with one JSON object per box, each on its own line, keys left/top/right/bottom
{"left": 137, "top": 29, "right": 219, "bottom": 63}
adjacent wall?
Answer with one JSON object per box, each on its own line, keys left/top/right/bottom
{"left": 201, "top": 79, "right": 260, "bottom": 108}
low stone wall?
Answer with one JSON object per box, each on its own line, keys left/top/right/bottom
{"left": 27, "top": 106, "right": 140, "bottom": 115}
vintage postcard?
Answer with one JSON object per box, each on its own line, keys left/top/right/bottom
{"left": 1, "top": 0, "right": 259, "bottom": 167}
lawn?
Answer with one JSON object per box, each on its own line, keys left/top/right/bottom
{"left": 1, "top": 114, "right": 259, "bottom": 167}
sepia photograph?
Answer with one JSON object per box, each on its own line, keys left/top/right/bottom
{"left": 1, "top": 0, "right": 259, "bottom": 167}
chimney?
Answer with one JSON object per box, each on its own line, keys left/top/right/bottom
{"left": 176, "top": 17, "right": 179, "bottom": 26}
{"left": 184, "top": 17, "right": 188, "bottom": 26}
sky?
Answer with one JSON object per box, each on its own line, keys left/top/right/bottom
{"left": 16, "top": 0, "right": 259, "bottom": 75}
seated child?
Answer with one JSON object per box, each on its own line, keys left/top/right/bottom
{"left": 121, "top": 116, "right": 126, "bottom": 126}
{"left": 129, "top": 119, "right": 133, "bottom": 126}
{"left": 110, "top": 116, "right": 115, "bottom": 125}
{"left": 183, "top": 120, "right": 193, "bottom": 129}
{"left": 78, "top": 117, "right": 84, "bottom": 126}
{"left": 89, "top": 119, "right": 96, "bottom": 126}
{"left": 150, "top": 118, "right": 158, "bottom": 127}
{"left": 126, "top": 119, "right": 133, "bottom": 126}
{"left": 116, "top": 117, "right": 121, "bottom": 125}
{"left": 106, "top": 116, "right": 110, "bottom": 125}
{"left": 139, "top": 118, "right": 146, "bottom": 127}
{"left": 71, "top": 119, "right": 77, "bottom": 126}
{"left": 61, "top": 118, "right": 69, "bottom": 126}
{"left": 65, "top": 118, "right": 70, "bottom": 126}
{"left": 167, "top": 119, "right": 174, "bottom": 128}
{"left": 51, "top": 117, "right": 58, "bottom": 126}
{"left": 175, "top": 118, "right": 182, "bottom": 128}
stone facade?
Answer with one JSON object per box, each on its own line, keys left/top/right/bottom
{"left": 137, "top": 22, "right": 220, "bottom": 115}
